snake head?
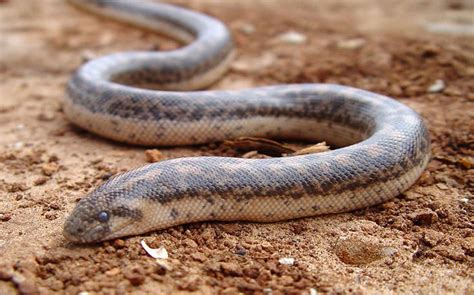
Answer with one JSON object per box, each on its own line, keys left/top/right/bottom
{"left": 63, "top": 189, "right": 143, "bottom": 243}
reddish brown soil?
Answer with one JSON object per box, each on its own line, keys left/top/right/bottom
{"left": 0, "top": 0, "right": 473, "bottom": 294}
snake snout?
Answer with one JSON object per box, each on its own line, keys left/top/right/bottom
{"left": 63, "top": 215, "right": 84, "bottom": 242}
{"left": 63, "top": 215, "right": 111, "bottom": 243}
{"left": 63, "top": 205, "right": 111, "bottom": 243}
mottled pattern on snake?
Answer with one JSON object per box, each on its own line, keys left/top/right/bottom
{"left": 63, "top": 0, "right": 431, "bottom": 243}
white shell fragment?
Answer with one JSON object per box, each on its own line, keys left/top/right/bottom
{"left": 278, "top": 257, "right": 295, "bottom": 265}
{"left": 141, "top": 240, "right": 168, "bottom": 259}
{"left": 427, "top": 79, "right": 445, "bottom": 93}
{"left": 276, "top": 31, "right": 307, "bottom": 44}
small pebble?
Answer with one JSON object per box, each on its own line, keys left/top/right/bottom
{"left": 459, "top": 197, "right": 469, "bottom": 204}
{"left": 105, "top": 246, "right": 115, "bottom": 254}
{"left": 191, "top": 252, "right": 206, "bottom": 262}
{"left": 243, "top": 266, "right": 259, "bottom": 279}
{"left": 220, "top": 262, "right": 242, "bottom": 276}
{"left": 0, "top": 213, "right": 12, "bottom": 222}
{"left": 382, "top": 201, "right": 396, "bottom": 210}
{"left": 410, "top": 209, "right": 438, "bottom": 225}
{"left": 458, "top": 157, "right": 473, "bottom": 169}
{"left": 37, "top": 112, "right": 55, "bottom": 122}
{"left": 183, "top": 238, "right": 198, "bottom": 248}
{"left": 49, "top": 154, "right": 59, "bottom": 162}
{"left": 336, "top": 38, "right": 366, "bottom": 49}
{"left": 239, "top": 23, "right": 255, "bottom": 34}
{"left": 113, "top": 239, "right": 125, "bottom": 249}
{"left": 6, "top": 182, "right": 29, "bottom": 192}
{"left": 382, "top": 247, "right": 397, "bottom": 256}
{"left": 125, "top": 272, "right": 145, "bottom": 286}
{"left": 279, "top": 275, "right": 294, "bottom": 286}
{"left": 155, "top": 262, "right": 168, "bottom": 275}
{"left": 42, "top": 163, "right": 58, "bottom": 176}
{"left": 13, "top": 142, "right": 24, "bottom": 149}
{"left": 101, "top": 172, "right": 113, "bottom": 180}
{"left": 34, "top": 176, "right": 50, "bottom": 186}
{"left": 427, "top": 79, "right": 445, "bottom": 93}
{"left": 0, "top": 269, "right": 12, "bottom": 280}
{"left": 334, "top": 236, "right": 386, "bottom": 265}
{"left": 275, "top": 31, "right": 307, "bottom": 44}
{"left": 144, "top": 149, "right": 165, "bottom": 163}
{"left": 235, "top": 246, "right": 247, "bottom": 256}
{"left": 278, "top": 257, "right": 295, "bottom": 265}
{"left": 422, "top": 230, "right": 444, "bottom": 247}
{"left": 462, "top": 237, "right": 474, "bottom": 256}
{"left": 12, "top": 276, "right": 40, "bottom": 295}
{"left": 105, "top": 268, "right": 120, "bottom": 276}
{"left": 436, "top": 183, "right": 449, "bottom": 190}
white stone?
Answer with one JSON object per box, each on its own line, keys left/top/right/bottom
{"left": 276, "top": 31, "right": 307, "bottom": 44}
{"left": 427, "top": 79, "right": 445, "bottom": 93}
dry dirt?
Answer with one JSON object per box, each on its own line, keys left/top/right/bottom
{"left": 0, "top": 0, "right": 473, "bottom": 294}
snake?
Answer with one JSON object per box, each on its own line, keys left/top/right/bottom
{"left": 62, "top": 0, "right": 431, "bottom": 243}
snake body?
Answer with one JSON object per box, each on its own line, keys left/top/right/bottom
{"left": 63, "top": 0, "right": 430, "bottom": 243}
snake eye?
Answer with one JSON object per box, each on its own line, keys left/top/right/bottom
{"left": 98, "top": 211, "right": 109, "bottom": 222}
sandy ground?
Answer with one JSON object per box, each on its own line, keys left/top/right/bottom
{"left": 0, "top": 0, "right": 473, "bottom": 294}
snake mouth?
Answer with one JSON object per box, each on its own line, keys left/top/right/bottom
{"left": 63, "top": 219, "right": 111, "bottom": 244}
{"left": 97, "top": 222, "right": 141, "bottom": 242}
{"left": 63, "top": 216, "right": 140, "bottom": 243}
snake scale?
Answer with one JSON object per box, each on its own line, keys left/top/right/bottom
{"left": 63, "top": 0, "right": 431, "bottom": 243}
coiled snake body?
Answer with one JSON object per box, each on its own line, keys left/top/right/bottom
{"left": 63, "top": 0, "right": 430, "bottom": 243}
